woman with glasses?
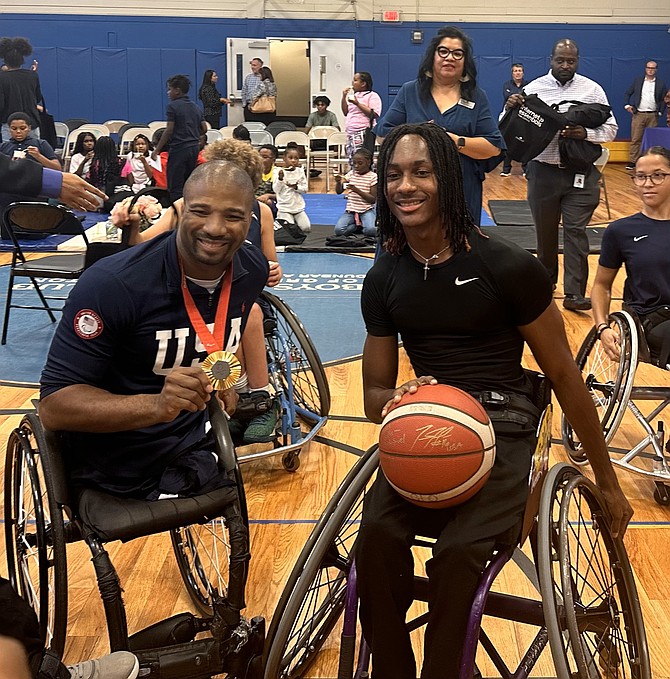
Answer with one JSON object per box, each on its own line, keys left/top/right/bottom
{"left": 592, "top": 145, "right": 670, "bottom": 367}
{"left": 375, "top": 26, "right": 503, "bottom": 226}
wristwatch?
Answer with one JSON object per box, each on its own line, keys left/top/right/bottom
{"left": 457, "top": 136, "right": 466, "bottom": 151}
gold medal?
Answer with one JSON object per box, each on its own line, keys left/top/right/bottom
{"left": 202, "top": 351, "right": 242, "bottom": 391}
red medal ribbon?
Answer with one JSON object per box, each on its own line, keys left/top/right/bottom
{"left": 180, "top": 259, "right": 233, "bottom": 354}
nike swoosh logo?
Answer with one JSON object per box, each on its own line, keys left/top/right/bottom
{"left": 455, "top": 277, "right": 479, "bottom": 286}
{"left": 633, "top": 235, "right": 648, "bottom": 241}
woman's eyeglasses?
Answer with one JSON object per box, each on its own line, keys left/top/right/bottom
{"left": 631, "top": 172, "right": 670, "bottom": 186}
{"left": 435, "top": 47, "right": 465, "bottom": 61}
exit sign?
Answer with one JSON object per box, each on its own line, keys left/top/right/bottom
{"left": 381, "top": 9, "right": 401, "bottom": 21}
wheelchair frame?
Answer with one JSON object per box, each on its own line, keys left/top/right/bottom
{"left": 234, "top": 291, "right": 330, "bottom": 473}
{"left": 4, "top": 399, "right": 265, "bottom": 679}
{"left": 263, "top": 406, "right": 650, "bottom": 679}
{"left": 561, "top": 310, "right": 670, "bottom": 505}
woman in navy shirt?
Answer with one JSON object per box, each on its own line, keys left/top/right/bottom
{"left": 376, "top": 26, "right": 503, "bottom": 225}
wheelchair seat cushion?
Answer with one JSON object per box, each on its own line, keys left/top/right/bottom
{"left": 77, "top": 484, "right": 240, "bottom": 543}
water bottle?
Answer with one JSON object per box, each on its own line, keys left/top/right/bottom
{"left": 104, "top": 219, "right": 118, "bottom": 240}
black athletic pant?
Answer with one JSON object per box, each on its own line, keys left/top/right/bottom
{"left": 526, "top": 160, "right": 600, "bottom": 297}
{"left": 166, "top": 144, "right": 199, "bottom": 202}
{"left": 356, "top": 421, "right": 536, "bottom": 679}
{"left": 204, "top": 114, "right": 220, "bottom": 130}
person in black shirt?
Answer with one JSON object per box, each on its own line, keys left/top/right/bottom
{"left": 500, "top": 62, "right": 527, "bottom": 176}
{"left": 358, "top": 122, "right": 632, "bottom": 679}
{"left": 152, "top": 74, "right": 207, "bottom": 201}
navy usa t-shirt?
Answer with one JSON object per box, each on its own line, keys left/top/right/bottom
{"left": 40, "top": 231, "right": 268, "bottom": 495}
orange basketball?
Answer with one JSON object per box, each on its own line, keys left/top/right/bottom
{"left": 379, "top": 384, "right": 496, "bottom": 509}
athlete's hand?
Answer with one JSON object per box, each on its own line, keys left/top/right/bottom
{"left": 155, "top": 367, "right": 213, "bottom": 422}
{"left": 218, "top": 388, "right": 239, "bottom": 415}
{"left": 599, "top": 327, "right": 621, "bottom": 362}
{"left": 596, "top": 480, "right": 633, "bottom": 539}
{"left": 267, "top": 260, "right": 282, "bottom": 287}
{"left": 381, "top": 375, "right": 438, "bottom": 418}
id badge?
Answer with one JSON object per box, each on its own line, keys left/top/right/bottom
{"left": 573, "top": 173, "right": 585, "bottom": 189}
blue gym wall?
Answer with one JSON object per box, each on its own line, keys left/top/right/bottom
{"left": 1, "top": 15, "right": 668, "bottom": 139}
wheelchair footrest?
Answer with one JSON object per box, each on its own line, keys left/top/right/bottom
{"left": 129, "top": 613, "right": 207, "bottom": 651}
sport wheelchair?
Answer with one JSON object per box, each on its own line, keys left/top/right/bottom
{"left": 234, "top": 291, "right": 330, "bottom": 472}
{"left": 561, "top": 309, "right": 670, "bottom": 505}
{"left": 4, "top": 398, "right": 265, "bottom": 678}
{"left": 263, "top": 403, "right": 650, "bottom": 679}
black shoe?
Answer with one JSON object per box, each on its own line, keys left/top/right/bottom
{"left": 625, "top": 163, "right": 635, "bottom": 170}
{"left": 563, "top": 294, "right": 592, "bottom": 311}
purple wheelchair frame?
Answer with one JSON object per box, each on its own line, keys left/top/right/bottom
{"left": 340, "top": 546, "right": 552, "bottom": 679}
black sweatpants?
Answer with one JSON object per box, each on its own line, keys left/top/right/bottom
{"left": 356, "top": 421, "right": 536, "bottom": 679}
{"left": 166, "top": 144, "right": 199, "bottom": 202}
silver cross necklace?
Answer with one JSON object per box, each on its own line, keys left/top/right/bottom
{"left": 407, "top": 243, "right": 451, "bottom": 280}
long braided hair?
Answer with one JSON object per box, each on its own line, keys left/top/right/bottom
{"left": 376, "top": 123, "right": 477, "bottom": 256}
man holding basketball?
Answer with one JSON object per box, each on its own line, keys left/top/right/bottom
{"left": 358, "top": 123, "right": 632, "bottom": 679}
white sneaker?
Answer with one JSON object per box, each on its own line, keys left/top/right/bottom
{"left": 68, "top": 651, "right": 139, "bottom": 679}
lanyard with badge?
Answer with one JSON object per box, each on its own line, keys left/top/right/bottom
{"left": 180, "top": 259, "right": 241, "bottom": 390}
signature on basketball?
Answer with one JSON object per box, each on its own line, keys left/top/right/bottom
{"left": 413, "top": 424, "right": 464, "bottom": 451}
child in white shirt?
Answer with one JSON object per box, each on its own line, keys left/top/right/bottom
{"left": 272, "top": 144, "right": 310, "bottom": 233}
{"left": 122, "top": 134, "right": 159, "bottom": 193}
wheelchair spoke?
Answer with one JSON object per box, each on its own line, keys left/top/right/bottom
{"left": 171, "top": 516, "right": 233, "bottom": 615}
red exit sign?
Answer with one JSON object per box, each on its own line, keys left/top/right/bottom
{"left": 381, "top": 9, "right": 401, "bottom": 21}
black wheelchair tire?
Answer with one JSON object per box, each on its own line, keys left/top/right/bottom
{"left": 4, "top": 414, "right": 68, "bottom": 656}
{"left": 537, "top": 464, "right": 650, "bottom": 679}
{"left": 561, "top": 312, "right": 637, "bottom": 463}
{"left": 263, "top": 447, "right": 378, "bottom": 679}
{"left": 262, "top": 291, "right": 331, "bottom": 420}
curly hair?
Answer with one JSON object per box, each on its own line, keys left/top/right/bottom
{"left": 416, "top": 26, "right": 478, "bottom": 102}
{"left": 376, "top": 123, "right": 476, "bottom": 256}
{"left": 0, "top": 37, "right": 33, "bottom": 68}
{"left": 202, "top": 138, "right": 263, "bottom": 189}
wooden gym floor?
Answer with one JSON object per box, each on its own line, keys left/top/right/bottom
{"left": 0, "top": 160, "right": 668, "bottom": 676}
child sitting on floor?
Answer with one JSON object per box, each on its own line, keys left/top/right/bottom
{"left": 273, "top": 143, "right": 310, "bottom": 233}
{"left": 333, "top": 147, "right": 377, "bottom": 237}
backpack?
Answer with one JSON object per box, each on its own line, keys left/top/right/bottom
{"left": 499, "top": 94, "right": 565, "bottom": 163}
{"left": 273, "top": 218, "right": 307, "bottom": 246}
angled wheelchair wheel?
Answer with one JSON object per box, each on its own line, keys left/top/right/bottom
{"left": 263, "top": 448, "right": 379, "bottom": 679}
{"left": 537, "top": 464, "right": 650, "bottom": 679}
{"left": 171, "top": 517, "right": 232, "bottom": 616}
{"left": 561, "top": 311, "right": 637, "bottom": 463}
{"left": 262, "top": 291, "right": 331, "bottom": 422}
{"left": 4, "top": 414, "right": 68, "bottom": 655}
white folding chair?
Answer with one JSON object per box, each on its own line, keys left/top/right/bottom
{"left": 308, "top": 126, "right": 340, "bottom": 187}
{"left": 103, "top": 120, "right": 130, "bottom": 134}
{"left": 274, "top": 131, "right": 311, "bottom": 187}
{"left": 119, "top": 127, "right": 153, "bottom": 156}
{"left": 241, "top": 122, "right": 266, "bottom": 131}
{"left": 325, "top": 132, "right": 349, "bottom": 192}
{"left": 148, "top": 121, "right": 168, "bottom": 132}
{"left": 249, "top": 129, "right": 274, "bottom": 147}
{"left": 206, "top": 129, "right": 223, "bottom": 144}
{"left": 594, "top": 147, "right": 611, "bottom": 219}
{"left": 219, "top": 126, "right": 237, "bottom": 139}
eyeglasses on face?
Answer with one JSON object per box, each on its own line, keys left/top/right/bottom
{"left": 435, "top": 46, "right": 465, "bottom": 60}
{"left": 631, "top": 172, "right": 670, "bottom": 186}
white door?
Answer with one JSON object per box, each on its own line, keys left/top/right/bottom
{"left": 226, "top": 38, "right": 270, "bottom": 126}
{"left": 308, "top": 39, "right": 355, "bottom": 131}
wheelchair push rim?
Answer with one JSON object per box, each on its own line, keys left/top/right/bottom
{"left": 4, "top": 414, "right": 68, "bottom": 656}
{"left": 537, "top": 464, "right": 650, "bottom": 679}
{"left": 561, "top": 311, "right": 638, "bottom": 463}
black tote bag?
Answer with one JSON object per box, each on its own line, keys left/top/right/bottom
{"left": 499, "top": 94, "right": 565, "bottom": 164}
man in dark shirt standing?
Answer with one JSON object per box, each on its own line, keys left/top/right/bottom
{"left": 500, "top": 63, "right": 527, "bottom": 177}
{"left": 152, "top": 74, "right": 207, "bottom": 201}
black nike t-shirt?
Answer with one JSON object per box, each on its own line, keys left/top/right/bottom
{"left": 361, "top": 232, "right": 553, "bottom": 397}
